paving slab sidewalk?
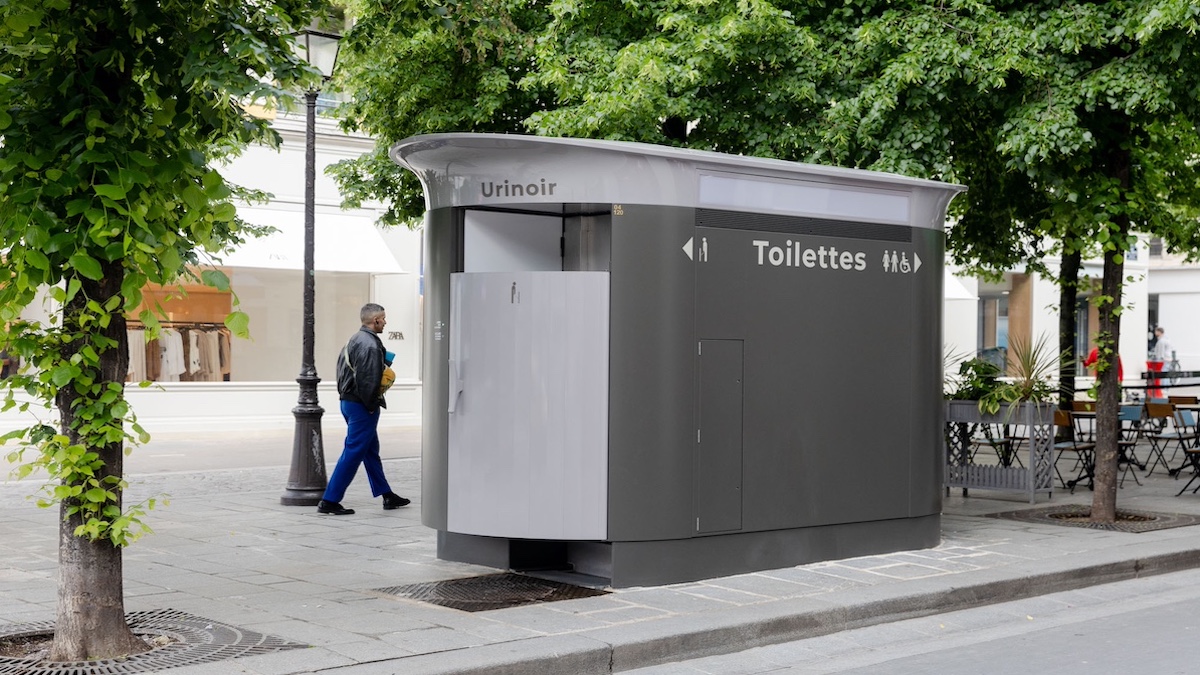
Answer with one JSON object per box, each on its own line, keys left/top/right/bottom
{"left": 4, "top": 429, "right": 1200, "bottom": 674}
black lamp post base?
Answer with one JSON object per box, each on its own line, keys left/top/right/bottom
{"left": 280, "top": 487, "right": 325, "bottom": 506}
{"left": 281, "top": 403, "right": 326, "bottom": 506}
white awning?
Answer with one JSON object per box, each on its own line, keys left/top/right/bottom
{"left": 219, "top": 208, "right": 405, "bottom": 274}
{"left": 944, "top": 270, "right": 977, "bottom": 300}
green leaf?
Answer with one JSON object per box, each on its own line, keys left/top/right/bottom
{"left": 121, "top": 275, "right": 144, "bottom": 311}
{"left": 85, "top": 487, "right": 109, "bottom": 502}
{"left": 50, "top": 365, "right": 76, "bottom": 388}
{"left": 69, "top": 254, "right": 104, "bottom": 280}
{"left": 157, "top": 246, "right": 182, "bottom": 274}
{"left": 181, "top": 184, "right": 204, "bottom": 211}
{"left": 201, "top": 269, "right": 231, "bottom": 291}
{"left": 225, "top": 311, "right": 251, "bottom": 339}
{"left": 201, "top": 171, "right": 221, "bottom": 191}
{"left": 5, "top": 12, "right": 41, "bottom": 33}
{"left": 212, "top": 202, "right": 237, "bottom": 221}
{"left": 24, "top": 223, "right": 50, "bottom": 248}
{"left": 24, "top": 249, "right": 50, "bottom": 270}
{"left": 117, "top": 168, "right": 150, "bottom": 187}
{"left": 94, "top": 184, "right": 127, "bottom": 200}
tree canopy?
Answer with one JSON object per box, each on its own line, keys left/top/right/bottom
{"left": 334, "top": 0, "right": 1200, "bottom": 521}
{"left": 0, "top": 0, "right": 323, "bottom": 660}
{"left": 337, "top": 0, "right": 1200, "bottom": 252}
{"left": 816, "top": 1, "right": 1200, "bottom": 519}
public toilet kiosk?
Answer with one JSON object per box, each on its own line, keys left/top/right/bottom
{"left": 392, "top": 133, "right": 964, "bottom": 587}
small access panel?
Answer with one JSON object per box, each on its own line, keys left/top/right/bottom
{"left": 697, "top": 339, "right": 744, "bottom": 534}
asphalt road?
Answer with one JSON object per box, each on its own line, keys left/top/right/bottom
{"left": 628, "top": 567, "right": 1200, "bottom": 674}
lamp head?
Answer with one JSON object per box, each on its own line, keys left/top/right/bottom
{"left": 293, "top": 28, "right": 341, "bottom": 80}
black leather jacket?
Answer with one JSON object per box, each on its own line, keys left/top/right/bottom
{"left": 337, "top": 326, "right": 387, "bottom": 413}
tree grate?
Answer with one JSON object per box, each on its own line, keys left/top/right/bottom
{"left": 985, "top": 504, "right": 1200, "bottom": 532}
{"left": 376, "top": 572, "right": 609, "bottom": 611}
{"left": 0, "top": 608, "right": 307, "bottom": 675}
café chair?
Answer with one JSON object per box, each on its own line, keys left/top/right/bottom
{"left": 1146, "top": 397, "right": 1171, "bottom": 434}
{"left": 1145, "top": 402, "right": 1184, "bottom": 476}
{"left": 1117, "top": 404, "right": 1146, "bottom": 487}
{"left": 1053, "top": 409, "right": 1096, "bottom": 493}
{"left": 1070, "top": 400, "right": 1097, "bottom": 441}
{"left": 1175, "top": 409, "right": 1200, "bottom": 495}
{"left": 1168, "top": 409, "right": 1200, "bottom": 477}
{"left": 1176, "top": 444, "right": 1200, "bottom": 496}
{"left": 968, "top": 423, "right": 1025, "bottom": 468}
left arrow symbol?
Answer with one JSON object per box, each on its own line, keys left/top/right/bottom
{"left": 682, "top": 237, "right": 694, "bottom": 260}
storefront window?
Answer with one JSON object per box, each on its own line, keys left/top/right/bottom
{"left": 977, "top": 294, "right": 1009, "bottom": 369}
{"left": 128, "top": 268, "right": 369, "bottom": 383}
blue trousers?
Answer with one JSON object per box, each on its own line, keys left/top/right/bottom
{"left": 322, "top": 400, "right": 391, "bottom": 503}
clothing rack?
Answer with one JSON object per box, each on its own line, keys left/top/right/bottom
{"left": 126, "top": 322, "right": 232, "bottom": 383}
{"left": 126, "top": 320, "right": 229, "bottom": 329}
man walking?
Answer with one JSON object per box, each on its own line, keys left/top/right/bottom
{"left": 1147, "top": 326, "right": 1175, "bottom": 400}
{"left": 317, "top": 303, "right": 410, "bottom": 515}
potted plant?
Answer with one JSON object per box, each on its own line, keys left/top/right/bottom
{"left": 946, "top": 335, "right": 1064, "bottom": 414}
{"left": 944, "top": 335, "right": 1066, "bottom": 501}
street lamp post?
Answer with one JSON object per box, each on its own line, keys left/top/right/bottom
{"left": 281, "top": 29, "right": 341, "bottom": 506}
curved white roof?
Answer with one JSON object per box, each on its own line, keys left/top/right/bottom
{"left": 392, "top": 133, "right": 964, "bottom": 230}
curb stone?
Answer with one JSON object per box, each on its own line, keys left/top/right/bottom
{"left": 336, "top": 546, "right": 1200, "bottom": 675}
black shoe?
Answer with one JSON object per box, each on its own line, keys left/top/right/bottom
{"left": 317, "top": 500, "right": 355, "bottom": 515}
{"left": 382, "top": 492, "right": 410, "bottom": 510}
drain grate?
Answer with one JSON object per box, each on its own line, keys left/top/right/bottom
{"left": 985, "top": 504, "right": 1200, "bottom": 532}
{"left": 0, "top": 609, "right": 307, "bottom": 675}
{"left": 377, "top": 572, "right": 609, "bottom": 611}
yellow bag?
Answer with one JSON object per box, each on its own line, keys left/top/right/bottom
{"left": 380, "top": 366, "right": 396, "bottom": 395}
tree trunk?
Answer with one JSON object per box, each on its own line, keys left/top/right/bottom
{"left": 49, "top": 264, "right": 149, "bottom": 661}
{"left": 51, "top": 500, "right": 149, "bottom": 661}
{"left": 1058, "top": 249, "right": 1081, "bottom": 440}
{"left": 1091, "top": 147, "right": 1132, "bottom": 523}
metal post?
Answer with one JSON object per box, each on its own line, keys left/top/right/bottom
{"left": 281, "top": 90, "right": 327, "bottom": 505}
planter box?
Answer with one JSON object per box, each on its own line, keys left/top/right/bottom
{"left": 944, "top": 400, "right": 1055, "bottom": 503}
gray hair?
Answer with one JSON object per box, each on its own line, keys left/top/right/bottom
{"left": 360, "top": 303, "right": 386, "bottom": 324}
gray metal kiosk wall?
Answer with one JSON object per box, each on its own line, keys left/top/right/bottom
{"left": 392, "top": 134, "right": 964, "bottom": 587}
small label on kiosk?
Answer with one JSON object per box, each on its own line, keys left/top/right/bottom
{"left": 480, "top": 178, "right": 558, "bottom": 198}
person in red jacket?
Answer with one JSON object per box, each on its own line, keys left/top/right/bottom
{"left": 1083, "top": 347, "right": 1124, "bottom": 381}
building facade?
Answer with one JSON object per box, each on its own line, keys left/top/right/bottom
{"left": 1147, "top": 240, "right": 1199, "bottom": 379}
{"left": 945, "top": 237, "right": 1152, "bottom": 395}
{"left": 0, "top": 111, "right": 422, "bottom": 436}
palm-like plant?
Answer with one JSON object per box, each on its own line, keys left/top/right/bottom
{"left": 1003, "top": 334, "right": 1069, "bottom": 406}
{"left": 947, "top": 335, "right": 1069, "bottom": 415}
